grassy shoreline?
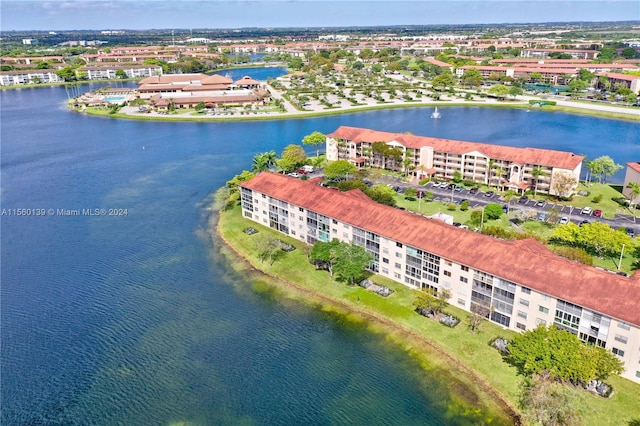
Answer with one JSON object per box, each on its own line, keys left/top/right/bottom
{"left": 212, "top": 202, "right": 521, "bottom": 425}
{"left": 73, "top": 100, "right": 640, "bottom": 122}
{"left": 212, "top": 193, "right": 640, "bottom": 425}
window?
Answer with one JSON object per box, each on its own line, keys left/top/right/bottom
{"left": 614, "top": 334, "right": 628, "bottom": 344}
{"left": 460, "top": 277, "right": 468, "bottom": 283}
{"left": 521, "top": 287, "right": 531, "bottom": 294}
{"left": 461, "top": 265, "right": 469, "bottom": 272}
{"left": 612, "top": 348, "right": 625, "bottom": 357}
{"left": 618, "top": 322, "right": 631, "bottom": 331}
{"left": 516, "top": 323, "right": 526, "bottom": 330}
{"left": 262, "top": 194, "right": 267, "bottom": 198}
{"left": 395, "top": 263, "right": 401, "bottom": 269}
{"left": 382, "top": 258, "right": 389, "bottom": 264}
{"left": 332, "top": 219, "right": 338, "bottom": 224}
{"left": 517, "top": 311, "right": 527, "bottom": 319}
{"left": 445, "top": 260, "right": 452, "bottom": 266}
{"left": 539, "top": 306, "right": 549, "bottom": 314}
{"left": 395, "top": 252, "right": 403, "bottom": 258}
{"left": 394, "top": 273, "right": 402, "bottom": 279}
{"left": 636, "top": 371, "right": 640, "bottom": 379}
{"left": 383, "top": 247, "right": 389, "bottom": 254}
{"left": 535, "top": 318, "right": 547, "bottom": 326}
{"left": 519, "top": 299, "right": 529, "bottom": 307}
{"left": 382, "top": 268, "right": 389, "bottom": 274}
{"left": 444, "top": 271, "right": 451, "bottom": 277}
{"left": 396, "top": 242, "right": 403, "bottom": 248}
{"left": 298, "top": 207, "right": 303, "bottom": 211}
{"left": 458, "top": 299, "right": 465, "bottom": 306}
{"left": 491, "top": 311, "right": 511, "bottom": 327}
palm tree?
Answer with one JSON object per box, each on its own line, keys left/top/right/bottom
{"left": 531, "top": 166, "right": 547, "bottom": 197}
{"left": 627, "top": 181, "right": 640, "bottom": 223}
{"left": 486, "top": 159, "right": 495, "bottom": 187}
{"left": 493, "top": 167, "right": 506, "bottom": 191}
{"left": 252, "top": 150, "right": 277, "bottom": 173}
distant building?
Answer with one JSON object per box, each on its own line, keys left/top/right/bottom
{"left": 79, "top": 64, "right": 163, "bottom": 80}
{"left": 326, "top": 126, "right": 583, "bottom": 196}
{"left": 0, "top": 69, "right": 62, "bottom": 85}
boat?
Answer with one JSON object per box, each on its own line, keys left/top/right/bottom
{"left": 431, "top": 107, "right": 441, "bottom": 119}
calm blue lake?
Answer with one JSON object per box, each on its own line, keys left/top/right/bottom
{"left": 1, "top": 70, "right": 638, "bottom": 425}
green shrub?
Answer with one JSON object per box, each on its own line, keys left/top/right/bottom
{"left": 551, "top": 246, "right": 594, "bottom": 266}
{"left": 460, "top": 200, "right": 470, "bottom": 211}
{"left": 592, "top": 194, "right": 603, "bottom": 203}
{"left": 446, "top": 203, "right": 457, "bottom": 211}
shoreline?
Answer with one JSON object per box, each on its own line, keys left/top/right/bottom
{"left": 211, "top": 203, "right": 522, "bottom": 425}
{"left": 73, "top": 99, "right": 640, "bottom": 123}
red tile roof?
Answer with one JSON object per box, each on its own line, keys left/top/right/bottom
{"left": 627, "top": 162, "right": 640, "bottom": 174}
{"left": 241, "top": 172, "right": 640, "bottom": 326}
{"left": 328, "top": 126, "right": 584, "bottom": 170}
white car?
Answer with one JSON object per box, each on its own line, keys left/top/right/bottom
{"left": 581, "top": 206, "right": 593, "bottom": 215}
{"left": 559, "top": 217, "right": 569, "bottom": 225}
{"left": 287, "top": 172, "right": 300, "bottom": 178}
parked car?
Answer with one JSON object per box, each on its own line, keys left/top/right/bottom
{"left": 297, "top": 169, "right": 308, "bottom": 175}
{"left": 581, "top": 206, "right": 593, "bottom": 215}
{"left": 580, "top": 220, "right": 590, "bottom": 226}
{"left": 537, "top": 212, "right": 547, "bottom": 222}
{"left": 287, "top": 172, "right": 300, "bottom": 178}
{"left": 535, "top": 200, "right": 545, "bottom": 207}
{"left": 455, "top": 185, "right": 464, "bottom": 192}
{"left": 625, "top": 228, "right": 635, "bottom": 238}
{"left": 484, "top": 191, "right": 495, "bottom": 198}
{"left": 593, "top": 209, "right": 602, "bottom": 218}
{"left": 469, "top": 187, "right": 479, "bottom": 194}
{"left": 518, "top": 196, "right": 529, "bottom": 204}
{"left": 559, "top": 217, "right": 569, "bottom": 225}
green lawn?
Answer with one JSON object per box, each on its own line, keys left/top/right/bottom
{"left": 216, "top": 202, "right": 640, "bottom": 425}
{"left": 394, "top": 184, "right": 639, "bottom": 274}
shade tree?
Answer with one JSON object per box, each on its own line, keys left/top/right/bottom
{"left": 302, "top": 131, "right": 326, "bottom": 157}
{"left": 508, "top": 325, "right": 624, "bottom": 385}
{"left": 324, "top": 160, "right": 357, "bottom": 181}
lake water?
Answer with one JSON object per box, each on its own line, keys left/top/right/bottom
{"left": 1, "top": 70, "right": 638, "bottom": 425}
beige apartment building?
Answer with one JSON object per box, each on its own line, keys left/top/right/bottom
{"left": 623, "top": 162, "right": 640, "bottom": 203}
{"left": 239, "top": 172, "right": 640, "bottom": 384}
{"left": 326, "top": 126, "right": 583, "bottom": 196}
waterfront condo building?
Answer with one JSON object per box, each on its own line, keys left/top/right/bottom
{"left": 326, "top": 126, "right": 583, "bottom": 196}
{"left": 239, "top": 172, "right": 640, "bottom": 384}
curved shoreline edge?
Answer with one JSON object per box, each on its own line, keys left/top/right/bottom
{"left": 210, "top": 203, "right": 522, "bottom": 425}
{"left": 74, "top": 99, "right": 640, "bottom": 122}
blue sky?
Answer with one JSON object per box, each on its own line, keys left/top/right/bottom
{"left": 2, "top": 1, "right": 638, "bottom": 31}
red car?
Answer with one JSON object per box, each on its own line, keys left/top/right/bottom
{"left": 297, "top": 169, "right": 308, "bottom": 175}
{"left": 593, "top": 209, "right": 602, "bottom": 218}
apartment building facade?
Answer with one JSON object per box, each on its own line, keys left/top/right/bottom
{"left": 0, "top": 69, "right": 63, "bottom": 86}
{"left": 239, "top": 172, "right": 640, "bottom": 384}
{"left": 79, "top": 65, "right": 163, "bottom": 80}
{"left": 326, "top": 126, "right": 583, "bottom": 196}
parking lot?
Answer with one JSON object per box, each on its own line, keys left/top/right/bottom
{"left": 415, "top": 181, "right": 638, "bottom": 234}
